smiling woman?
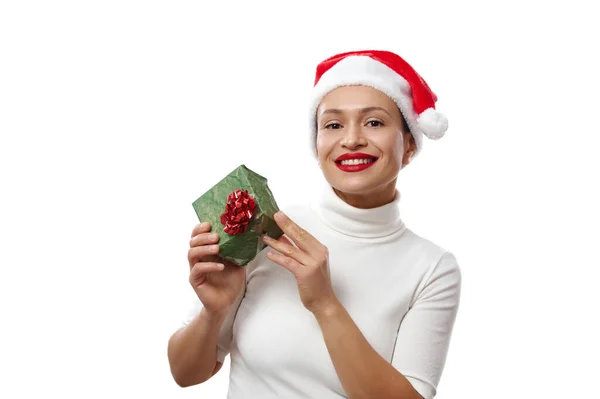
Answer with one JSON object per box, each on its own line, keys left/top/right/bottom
{"left": 169, "top": 50, "right": 461, "bottom": 399}
{"left": 316, "top": 85, "right": 416, "bottom": 208}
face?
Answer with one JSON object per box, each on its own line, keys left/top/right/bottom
{"left": 315, "top": 85, "right": 416, "bottom": 208}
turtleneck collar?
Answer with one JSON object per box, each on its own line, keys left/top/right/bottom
{"left": 309, "top": 182, "right": 406, "bottom": 239}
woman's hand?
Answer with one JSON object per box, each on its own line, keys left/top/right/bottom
{"left": 188, "top": 222, "right": 245, "bottom": 317}
{"left": 262, "top": 211, "right": 338, "bottom": 315}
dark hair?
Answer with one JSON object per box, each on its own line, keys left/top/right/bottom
{"left": 399, "top": 111, "right": 410, "bottom": 134}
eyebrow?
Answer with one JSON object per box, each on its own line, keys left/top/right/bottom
{"left": 320, "top": 106, "right": 392, "bottom": 118}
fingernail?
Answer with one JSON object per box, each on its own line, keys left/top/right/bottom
{"left": 217, "top": 263, "right": 225, "bottom": 269}
{"left": 210, "top": 245, "right": 219, "bottom": 252}
{"left": 262, "top": 234, "right": 271, "bottom": 241}
{"left": 274, "top": 211, "right": 284, "bottom": 221}
{"left": 209, "top": 233, "right": 219, "bottom": 240}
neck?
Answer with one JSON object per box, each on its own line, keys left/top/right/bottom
{"left": 310, "top": 181, "right": 405, "bottom": 239}
{"left": 332, "top": 180, "right": 397, "bottom": 209}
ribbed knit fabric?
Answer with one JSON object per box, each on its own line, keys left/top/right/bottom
{"left": 183, "top": 183, "right": 461, "bottom": 399}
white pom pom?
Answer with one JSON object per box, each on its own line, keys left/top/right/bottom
{"left": 417, "top": 108, "right": 448, "bottom": 140}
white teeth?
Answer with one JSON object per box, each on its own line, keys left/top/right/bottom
{"left": 339, "top": 158, "right": 375, "bottom": 165}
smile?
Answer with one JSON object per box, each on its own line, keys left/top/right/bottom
{"left": 335, "top": 158, "right": 378, "bottom": 172}
{"left": 339, "top": 158, "right": 374, "bottom": 166}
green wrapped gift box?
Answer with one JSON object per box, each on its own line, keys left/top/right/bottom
{"left": 192, "top": 164, "right": 284, "bottom": 266}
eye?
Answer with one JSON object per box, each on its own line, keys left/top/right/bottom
{"left": 324, "top": 122, "right": 342, "bottom": 129}
{"left": 367, "top": 120, "right": 383, "bottom": 127}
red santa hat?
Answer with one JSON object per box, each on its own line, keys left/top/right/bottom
{"left": 309, "top": 50, "right": 448, "bottom": 158}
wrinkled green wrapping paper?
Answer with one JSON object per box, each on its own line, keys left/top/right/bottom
{"left": 192, "top": 164, "right": 284, "bottom": 266}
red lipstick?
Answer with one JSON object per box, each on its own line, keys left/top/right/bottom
{"left": 334, "top": 152, "right": 378, "bottom": 173}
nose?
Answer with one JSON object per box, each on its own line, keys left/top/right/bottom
{"left": 340, "top": 123, "right": 367, "bottom": 149}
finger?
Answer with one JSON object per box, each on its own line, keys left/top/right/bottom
{"left": 191, "top": 222, "right": 211, "bottom": 238}
{"left": 190, "top": 262, "right": 225, "bottom": 285}
{"left": 191, "top": 262, "right": 225, "bottom": 276}
{"left": 262, "top": 234, "right": 311, "bottom": 266}
{"left": 278, "top": 235, "right": 294, "bottom": 247}
{"left": 190, "top": 232, "right": 220, "bottom": 247}
{"left": 273, "top": 211, "right": 320, "bottom": 253}
{"left": 187, "top": 244, "right": 220, "bottom": 266}
{"left": 266, "top": 251, "right": 301, "bottom": 275}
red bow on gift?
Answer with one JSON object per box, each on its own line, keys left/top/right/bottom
{"left": 220, "top": 189, "right": 256, "bottom": 235}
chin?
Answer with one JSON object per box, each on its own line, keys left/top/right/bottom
{"left": 323, "top": 165, "right": 399, "bottom": 197}
{"left": 332, "top": 180, "right": 374, "bottom": 195}
{"left": 324, "top": 174, "right": 382, "bottom": 196}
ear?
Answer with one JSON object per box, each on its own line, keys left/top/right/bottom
{"left": 401, "top": 132, "right": 417, "bottom": 167}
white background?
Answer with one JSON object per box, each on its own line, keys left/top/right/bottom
{"left": 1, "top": 1, "right": 599, "bottom": 398}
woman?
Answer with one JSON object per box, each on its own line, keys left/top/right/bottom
{"left": 168, "top": 50, "right": 462, "bottom": 399}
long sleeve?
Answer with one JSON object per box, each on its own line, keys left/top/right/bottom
{"left": 391, "top": 251, "right": 462, "bottom": 399}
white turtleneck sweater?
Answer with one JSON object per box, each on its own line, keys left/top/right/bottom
{"left": 182, "top": 184, "right": 461, "bottom": 399}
